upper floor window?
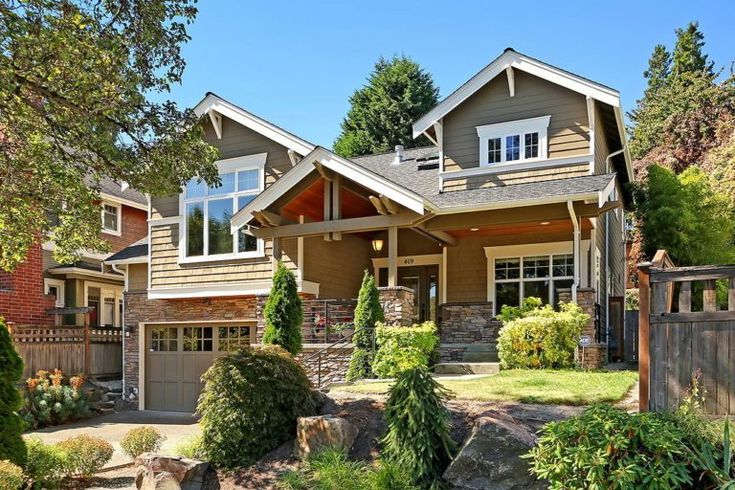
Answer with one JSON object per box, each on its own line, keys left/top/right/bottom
{"left": 476, "top": 115, "right": 551, "bottom": 166}
{"left": 101, "top": 201, "right": 121, "bottom": 235}
{"left": 181, "top": 153, "right": 266, "bottom": 261}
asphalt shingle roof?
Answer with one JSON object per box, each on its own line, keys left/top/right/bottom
{"left": 106, "top": 239, "right": 148, "bottom": 263}
{"left": 97, "top": 177, "right": 147, "bottom": 206}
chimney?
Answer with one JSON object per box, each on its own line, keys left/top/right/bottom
{"left": 393, "top": 145, "right": 404, "bottom": 165}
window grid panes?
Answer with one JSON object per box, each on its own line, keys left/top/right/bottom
{"left": 524, "top": 132, "right": 539, "bottom": 159}
{"left": 505, "top": 135, "right": 520, "bottom": 161}
{"left": 218, "top": 326, "right": 251, "bottom": 352}
{"left": 102, "top": 204, "right": 118, "bottom": 232}
{"left": 183, "top": 327, "right": 213, "bottom": 352}
{"left": 151, "top": 327, "right": 178, "bottom": 352}
{"left": 488, "top": 138, "right": 502, "bottom": 163}
{"left": 183, "top": 166, "right": 262, "bottom": 258}
{"left": 494, "top": 254, "right": 574, "bottom": 311}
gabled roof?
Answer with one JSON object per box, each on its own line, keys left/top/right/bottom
{"left": 97, "top": 177, "right": 148, "bottom": 210}
{"left": 105, "top": 238, "right": 148, "bottom": 265}
{"left": 193, "top": 92, "right": 315, "bottom": 156}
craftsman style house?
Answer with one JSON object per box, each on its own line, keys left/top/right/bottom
{"left": 0, "top": 180, "right": 148, "bottom": 329}
{"left": 110, "top": 49, "right": 631, "bottom": 411}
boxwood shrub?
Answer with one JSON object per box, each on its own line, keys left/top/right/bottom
{"left": 372, "top": 321, "right": 438, "bottom": 378}
{"left": 198, "top": 346, "right": 317, "bottom": 468}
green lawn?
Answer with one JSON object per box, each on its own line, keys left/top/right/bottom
{"left": 331, "top": 369, "right": 638, "bottom": 406}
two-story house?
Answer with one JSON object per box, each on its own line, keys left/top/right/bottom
{"left": 111, "top": 49, "right": 631, "bottom": 411}
{"left": 0, "top": 179, "right": 148, "bottom": 329}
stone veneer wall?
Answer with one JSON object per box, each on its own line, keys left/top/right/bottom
{"left": 558, "top": 288, "right": 606, "bottom": 369}
{"left": 437, "top": 302, "right": 501, "bottom": 362}
{"left": 378, "top": 286, "right": 414, "bottom": 326}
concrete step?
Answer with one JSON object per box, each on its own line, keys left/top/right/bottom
{"left": 434, "top": 362, "right": 501, "bottom": 375}
{"left": 96, "top": 400, "right": 115, "bottom": 410}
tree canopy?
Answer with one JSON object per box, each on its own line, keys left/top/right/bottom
{"left": 333, "top": 55, "right": 439, "bottom": 158}
{"left": 0, "top": 0, "right": 219, "bottom": 271}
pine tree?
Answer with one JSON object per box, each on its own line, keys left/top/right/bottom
{"left": 672, "top": 21, "right": 713, "bottom": 78}
{"left": 345, "top": 271, "right": 384, "bottom": 381}
{"left": 262, "top": 261, "right": 303, "bottom": 355}
{"left": 0, "top": 317, "right": 26, "bottom": 466}
{"left": 334, "top": 56, "right": 439, "bottom": 158}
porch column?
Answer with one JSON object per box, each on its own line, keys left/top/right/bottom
{"left": 271, "top": 237, "right": 282, "bottom": 271}
{"left": 388, "top": 226, "right": 398, "bottom": 287}
{"left": 567, "top": 201, "right": 580, "bottom": 303}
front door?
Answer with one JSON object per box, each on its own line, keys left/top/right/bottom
{"left": 379, "top": 265, "right": 439, "bottom": 323}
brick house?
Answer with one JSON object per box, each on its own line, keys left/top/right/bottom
{"left": 108, "top": 49, "right": 632, "bottom": 411}
{"left": 0, "top": 179, "right": 148, "bottom": 329}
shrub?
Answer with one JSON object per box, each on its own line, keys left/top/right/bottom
{"left": 496, "top": 296, "right": 544, "bottom": 323}
{"left": 25, "top": 437, "right": 67, "bottom": 489}
{"left": 0, "top": 317, "right": 26, "bottom": 467}
{"left": 173, "top": 434, "right": 204, "bottom": 459}
{"left": 0, "top": 460, "right": 24, "bottom": 490}
{"left": 372, "top": 322, "right": 438, "bottom": 378}
{"left": 497, "top": 301, "right": 588, "bottom": 369}
{"left": 198, "top": 346, "right": 317, "bottom": 468}
{"left": 263, "top": 261, "right": 304, "bottom": 355}
{"left": 120, "top": 427, "right": 164, "bottom": 458}
{"left": 382, "top": 367, "right": 455, "bottom": 488}
{"left": 528, "top": 404, "right": 692, "bottom": 489}
{"left": 56, "top": 435, "right": 113, "bottom": 478}
{"left": 21, "top": 369, "right": 89, "bottom": 429}
{"left": 690, "top": 419, "right": 735, "bottom": 487}
{"left": 346, "top": 271, "right": 383, "bottom": 381}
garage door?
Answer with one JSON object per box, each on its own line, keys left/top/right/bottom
{"left": 146, "top": 324, "right": 254, "bottom": 412}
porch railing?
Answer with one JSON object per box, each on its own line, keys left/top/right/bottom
{"left": 302, "top": 326, "right": 374, "bottom": 389}
{"left": 302, "top": 298, "right": 357, "bottom": 344}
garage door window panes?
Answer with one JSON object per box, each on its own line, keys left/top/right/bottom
{"left": 218, "top": 326, "right": 251, "bottom": 351}
{"left": 151, "top": 327, "right": 178, "bottom": 351}
{"left": 494, "top": 254, "right": 574, "bottom": 310}
{"left": 183, "top": 327, "right": 213, "bottom": 352}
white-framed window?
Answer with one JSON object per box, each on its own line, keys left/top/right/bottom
{"left": 476, "top": 115, "right": 551, "bottom": 166}
{"left": 180, "top": 153, "right": 267, "bottom": 262}
{"left": 44, "top": 278, "right": 65, "bottom": 307}
{"left": 101, "top": 201, "right": 121, "bottom": 236}
{"left": 493, "top": 253, "right": 574, "bottom": 311}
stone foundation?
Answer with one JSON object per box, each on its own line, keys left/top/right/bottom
{"left": 558, "top": 288, "right": 607, "bottom": 369}
{"left": 378, "top": 286, "right": 414, "bottom": 326}
{"left": 437, "top": 302, "right": 500, "bottom": 362}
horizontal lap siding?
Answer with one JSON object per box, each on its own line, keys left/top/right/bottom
{"left": 443, "top": 163, "right": 589, "bottom": 191}
{"left": 303, "top": 235, "right": 371, "bottom": 299}
{"left": 442, "top": 69, "right": 589, "bottom": 180}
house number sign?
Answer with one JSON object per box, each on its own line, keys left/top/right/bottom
{"left": 402, "top": 258, "right": 415, "bottom": 265}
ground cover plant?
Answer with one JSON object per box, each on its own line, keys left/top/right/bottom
{"left": 20, "top": 369, "right": 89, "bottom": 429}
{"left": 372, "top": 321, "right": 438, "bottom": 378}
{"left": 198, "top": 346, "right": 317, "bottom": 468}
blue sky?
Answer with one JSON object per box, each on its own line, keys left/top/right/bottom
{"left": 168, "top": 0, "right": 735, "bottom": 147}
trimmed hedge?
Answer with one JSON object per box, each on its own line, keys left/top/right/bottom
{"left": 372, "top": 321, "right": 438, "bottom": 378}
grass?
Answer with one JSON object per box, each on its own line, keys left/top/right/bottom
{"left": 331, "top": 369, "right": 639, "bottom": 405}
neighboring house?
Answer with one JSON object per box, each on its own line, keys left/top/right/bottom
{"left": 0, "top": 179, "right": 148, "bottom": 329}
{"left": 111, "top": 48, "right": 632, "bottom": 411}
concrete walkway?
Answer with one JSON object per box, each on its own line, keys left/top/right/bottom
{"left": 26, "top": 411, "right": 201, "bottom": 468}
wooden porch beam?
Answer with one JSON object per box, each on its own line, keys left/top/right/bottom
{"left": 252, "top": 209, "right": 284, "bottom": 227}
{"left": 208, "top": 110, "right": 222, "bottom": 139}
{"left": 323, "top": 177, "right": 332, "bottom": 241}
{"left": 250, "top": 212, "right": 421, "bottom": 239}
{"left": 380, "top": 195, "right": 400, "bottom": 215}
{"left": 415, "top": 224, "right": 457, "bottom": 246}
{"left": 388, "top": 226, "right": 398, "bottom": 287}
{"left": 369, "top": 195, "right": 388, "bottom": 215}
{"left": 332, "top": 174, "right": 342, "bottom": 240}
{"left": 314, "top": 162, "right": 334, "bottom": 182}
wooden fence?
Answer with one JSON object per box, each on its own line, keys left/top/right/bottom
{"left": 639, "top": 250, "right": 735, "bottom": 414}
{"left": 10, "top": 325, "right": 122, "bottom": 379}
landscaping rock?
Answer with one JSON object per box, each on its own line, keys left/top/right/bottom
{"left": 135, "top": 453, "right": 219, "bottom": 490}
{"left": 443, "top": 412, "right": 544, "bottom": 490}
{"left": 294, "top": 415, "right": 359, "bottom": 460}
{"left": 136, "top": 468, "right": 181, "bottom": 490}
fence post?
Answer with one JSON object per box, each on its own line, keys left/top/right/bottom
{"left": 84, "top": 312, "right": 91, "bottom": 376}
{"left": 638, "top": 261, "right": 652, "bottom": 412}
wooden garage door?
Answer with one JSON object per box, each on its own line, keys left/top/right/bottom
{"left": 146, "top": 324, "right": 253, "bottom": 412}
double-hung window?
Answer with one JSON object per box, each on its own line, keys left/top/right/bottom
{"left": 494, "top": 253, "right": 574, "bottom": 310}
{"left": 181, "top": 153, "right": 266, "bottom": 261}
{"left": 476, "top": 115, "right": 551, "bottom": 166}
{"left": 101, "top": 201, "right": 121, "bottom": 235}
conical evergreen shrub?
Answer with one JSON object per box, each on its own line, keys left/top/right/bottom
{"left": 345, "top": 270, "right": 383, "bottom": 381}
{"left": 382, "top": 367, "right": 455, "bottom": 488}
{"left": 262, "top": 261, "right": 303, "bottom": 355}
{"left": 0, "top": 317, "right": 27, "bottom": 466}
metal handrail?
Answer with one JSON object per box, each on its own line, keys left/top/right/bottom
{"left": 302, "top": 326, "right": 374, "bottom": 389}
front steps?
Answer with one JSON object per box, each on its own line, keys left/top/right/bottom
{"left": 434, "top": 362, "right": 500, "bottom": 375}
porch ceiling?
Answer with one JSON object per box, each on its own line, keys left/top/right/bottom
{"left": 280, "top": 178, "right": 376, "bottom": 223}
{"left": 447, "top": 218, "right": 593, "bottom": 238}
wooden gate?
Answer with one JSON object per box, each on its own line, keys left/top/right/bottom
{"left": 639, "top": 250, "right": 735, "bottom": 414}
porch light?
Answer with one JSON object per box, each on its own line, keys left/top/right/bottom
{"left": 470, "top": 227, "right": 479, "bottom": 232}
{"left": 540, "top": 221, "right": 551, "bottom": 226}
{"left": 371, "top": 238, "right": 384, "bottom": 253}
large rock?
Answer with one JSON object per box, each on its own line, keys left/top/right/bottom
{"left": 443, "top": 413, "right": 544, "bottom": 490}
{"left": 136, "top": 468, "right": 181, "bottom": 490}
{"left": 295, "top": 415, "right": 359, "bottom": 460}
{"left": 135, "top": 453, "right": 219, "bottom": 490}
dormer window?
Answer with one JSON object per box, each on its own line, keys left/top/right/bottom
{"left": 476, "top": 115, "right": 551, "bottom": 166}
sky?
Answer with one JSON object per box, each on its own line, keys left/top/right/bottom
{"left": 166, "top": 0, "right": 735, "bottom": 148}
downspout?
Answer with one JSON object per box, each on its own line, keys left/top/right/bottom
{"left": 111, "top": 263, "right": 127, "bottom": 398}
{"left": 567, "top": 201, "right": 580, "bottom": 303}
{"left": 604, "top": 147, "right": 626, "bottom": 343}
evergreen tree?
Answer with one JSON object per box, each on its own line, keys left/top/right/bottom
{"left": 334, "top": 56, "right": 439, "bottom": 158}
{"left": 672, "top": 21, "right": 714, "bottom": 78}
{"left": 0, "top": 317, "right": 26, "bottom": 466}
{"left": 629, "top": 44, "right": 672, "bottom": 159}
{"left": 345, "top": 271, "right": 384, "bottom": 381}
{"left": 262, "top": 261, "right": 303, "bottom": 355}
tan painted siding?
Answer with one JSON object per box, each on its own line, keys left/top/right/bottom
{"left": 303, "top": 235, "right": 372, "bottom": 299}
{"left": 374, "top": 229, "right": 442, "bottom": 258}
{"left": 443, "top": 164, "right": 589, "bottom": 191}
{"left": 442, "top": 70, "right": 589, "bottom": 174}
{"left": 593, "top": 104, "right": 611, "bottom": 175}
{"left": 128, "top": 264, "right": 148, "bottom": 292}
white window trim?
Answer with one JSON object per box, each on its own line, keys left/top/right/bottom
{"left": 83, "top": 280, "right": 124, "bottom": 327}
{"left": 484, "top": 240, "right": 590, "bottom": 315}
{"left": 44, "top": 278, "right": 66, "bottom": 307}
{"left": 101, "top": 201, "right": 122, "bottom": 236}
{"left": 179, "top": 153, "right": 267, "bottom": 264}
{"left": 476, "top": 115, "right": 551, "bottom": 167}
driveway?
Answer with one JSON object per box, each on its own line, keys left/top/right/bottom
{"left": 26, "top": 411, "right": 201, "bottom": 468}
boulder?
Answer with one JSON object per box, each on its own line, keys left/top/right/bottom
{"left": 136, "top": 468, "right": 181, "bottom": 490}
{"left": 294, "top": 415, "right": 359, "bottom": 460}
{"left": 135, "top": 453, "right": 219, "bottom": 490}
{"left": 443, "top": 413, "right": 544, "bottom": 490}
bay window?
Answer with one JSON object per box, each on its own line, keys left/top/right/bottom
{"left": 181, "top": 154, "right": 266, "bottom": 261}
{"left": 476, "top": 115, "right": 550, "bottom": 166}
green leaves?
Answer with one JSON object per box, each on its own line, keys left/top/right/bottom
{"left": 0, "top": 0, "right": 219, "bottom": 270}
{"left": 263, "top": 261, "right": 304, "bottom": 355}
{"left": 346, "top": 271, "right": 383, "bottom": 381}
{"left": 372, "top": 321, "right": 438, "bottom": 379}
{"left": 334, "top": 56, "right": 439, "bottom": 158}
{"left": 0, "top": 317, "right": 25, "bottom": 467}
